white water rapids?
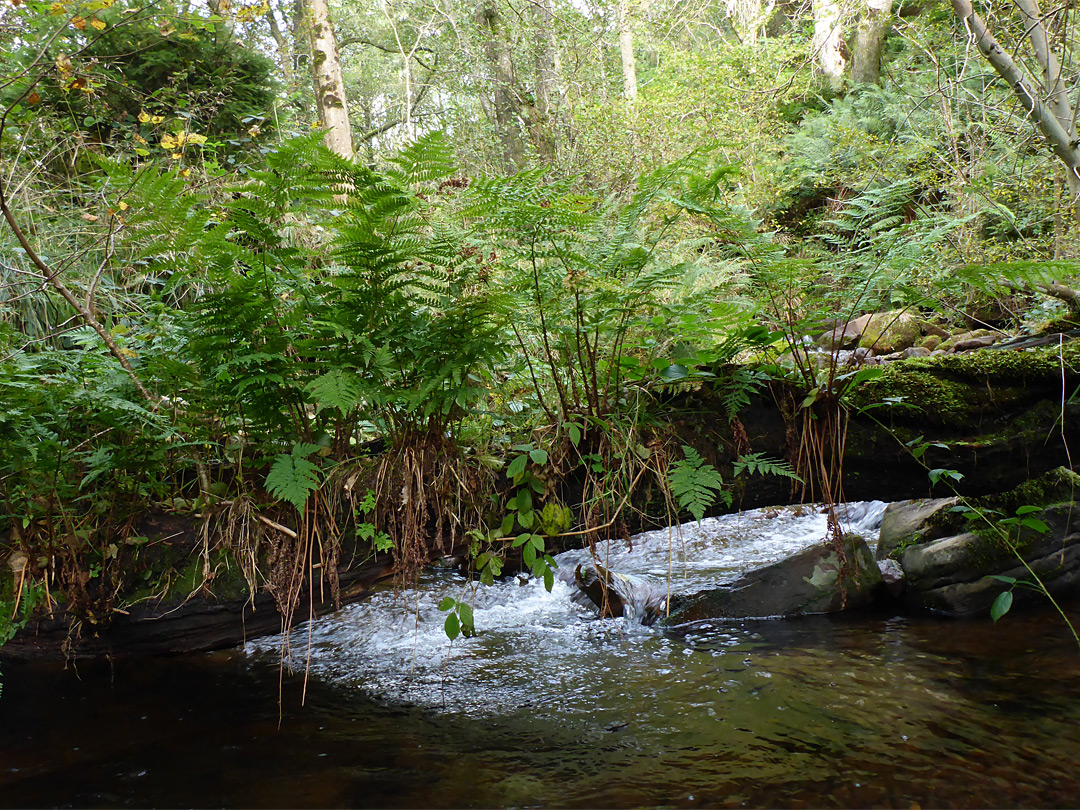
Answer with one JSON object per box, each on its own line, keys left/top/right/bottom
{"left": 246, "top": 501, "right": 888, "bottom": 715}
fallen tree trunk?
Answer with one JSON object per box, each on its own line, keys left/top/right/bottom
{"left": 4, "top": 341, "right": 1077, "bottom": 661}
{"left": 657, "top": 340, "right": 1080, "bottom": 519}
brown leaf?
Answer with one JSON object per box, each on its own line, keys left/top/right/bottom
{"left": 26, "top": 91, "right": 41, "bottom": 105}
{"left": 81, "top": 213, "right": 99, "bottom": 222}
{"left": 71, "top": 16, "right": 86, "bottom": 29}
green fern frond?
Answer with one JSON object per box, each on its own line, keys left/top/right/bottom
{"left": 306, "top": 369, "right": 365, "bottom": 415}
{"left": 732, "top": 452, "right": 803, "bottom": 482}
{"left": 668, "top": 445, "right": 731, "bottom": 523}
{"left": 385, "top": 131, "right": 456, "bottom": 186}
{"left": 265, "top": 443, "right": 322, "bottom": 512}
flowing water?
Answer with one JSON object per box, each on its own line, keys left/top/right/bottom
{"left": 3, "top": 502, "right": 1080, "bottom": 808}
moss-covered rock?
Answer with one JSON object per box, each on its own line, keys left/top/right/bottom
{"left": 858, "top": 310, "right": 920, "bottom": 354}
{"left": 887, "top": 467, "right": 1080, "bottom": 617}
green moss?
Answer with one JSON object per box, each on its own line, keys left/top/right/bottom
{"left": 910, "top": 466, "right": 1080, "bottom": 558}
{"left": 980, "top": 466, "right": 1080, "bottom": 514}
{"left": 850, "top": 342, "right": 1080, "bottom": 425}
{"left": 902, "top": 341, "right": 1080, "bottom": 382}
{"left": 851, "top": 369, "right": 971, "bottom": 426}
{"left": 124, "top": 547, "right": 252, "bottom": 608}
{"left": 858, "top": 311, "right": 920, "bottom": 353}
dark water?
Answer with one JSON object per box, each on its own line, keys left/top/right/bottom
{"left": 2, "top": 505, "right": 1080, "bottom": 808}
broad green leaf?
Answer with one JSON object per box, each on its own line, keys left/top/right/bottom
{"left": 990, "top": 590, "right": 1013, "bottom": 623}
{"left": 507, "top": 453, "right": 528, "bottom": 479}
{"left": 1020, "top": 517, "right": 1050, "bottom": 534}
{"left": 444, "top": 612, "right": 461, "bottom": 640}
{"left": 516, "top": 488, "right": 533, "bottom": 512}
{"left": 567, "top": 423, "right": 581, "bottom": 446}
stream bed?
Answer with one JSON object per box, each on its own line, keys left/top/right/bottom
{"left": 3, "top": 502, "right": 1080, "bottom": 808}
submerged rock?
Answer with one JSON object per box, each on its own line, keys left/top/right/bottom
{"left": 571, "top": 562, "right": 667, "bottom": 624}
{"left": 662, "top": 533, "right": 883, "bottom": 625}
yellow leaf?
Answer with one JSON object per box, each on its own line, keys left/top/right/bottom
{"left": 48, "top": 1, "right": 66, "bottom": 14}
{"left": 71, "top": 16, "right": 86, "bottom": 29}
{"left": 180, "top": 168, "right": 191, "bottom": 178}
{"left": 55, "top": 53, "right": 74, "bottom": 74}
{"left": 150, "top": 115, "right": 164, "bottom": 124}
{"left": 137, "top": 110, "right": 151, "bottom": 123}
{"left": 171, "top": 152, "right": 183, "bottom": 160}
{"left": 89, "top": 16, "right": 106, "bottom": 29}
{"left": 117, "top": 201, "right": 130, "bottom": 211}
{"left": 186, "top": 132, "right": 207, "bottom": 145}
{"left": 160, "top": 132, "right": 177, "bottom": 149}
{"left": 133, "top": 133, "right": 147, "bottom": 144}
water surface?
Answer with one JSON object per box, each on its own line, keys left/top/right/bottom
{"left": 2, "top": 502, "right": 1079, "bottom": 808}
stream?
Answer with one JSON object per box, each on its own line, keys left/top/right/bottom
{"left": 3, "top": 502, "right": 1080, "bottom": 808}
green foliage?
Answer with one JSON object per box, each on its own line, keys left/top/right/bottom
{"left": 264, "top": 443, "right": 322, "bottom": 512}
{"left": 355, "top": 489, "right": 392, "bottom": 552}
{"left": 732, "top": 453, "right": 802, "bottom": 482}
{"left": 464, "top": 150, "right": 754, "bottom": 426}
{"left": 4, "top": 10, "right": 277, "bottom": 161}
{"left": 438, "top": 595, "right": 476, "bottom": 641}
{"left": 718, "top": 366, "right": 769, "bottom": 422}
{"left": 668, "top": 445, "right": 730, "bottom": 523}
{"left": 0, "top": 576, "right": 44, "bottom": 649}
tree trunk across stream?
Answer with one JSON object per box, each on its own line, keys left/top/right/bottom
{"left": 3, "top": 340, "right": 1077, "bottom": 661}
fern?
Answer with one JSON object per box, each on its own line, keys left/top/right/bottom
{"left": 732, "top": 452, "right": 803, "bottom": 482}
{"left": 306, "top": 369, "right": 364, "bottom": 415}
{"left": 668, "top": 445, "right": 731, "bottom": 523}
{"left": 265, "top": 443, "right": 322, "bottom": 512}
{"left": 953, "top": 260, "right": 1080, "bottom": 301}
{"left": 463, "top": 153, "right": 756, "bottom": 421}
{"left": 720, "top": 366, "right": 767, "bottom": 422}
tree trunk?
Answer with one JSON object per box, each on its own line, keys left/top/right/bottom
{"left": 951, "top": 0, "right": 1080, "bottom": 222}
{"left": 618, "top": 0, "right": 638, "bottom": 104}
{"left": 305, "top": 0, "right": 353, "bottom": 159}
{"left": 851, "top": 0, "right": 893, "bottom": 84}
{"left": 531, "top": 0, "right": 563, "bottom": 161}
{"left": 813, "top": 0, "right": 847, "bottom": 91}
{"left": 476, "top": 1, "right": 526, "bottom": 172}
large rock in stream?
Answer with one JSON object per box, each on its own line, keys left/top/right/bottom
{"left": 661, "top": 533, "right": 883, "bottom": 625}
{"left": 878, "top": 467, "right": 1080, "bottom": 616}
